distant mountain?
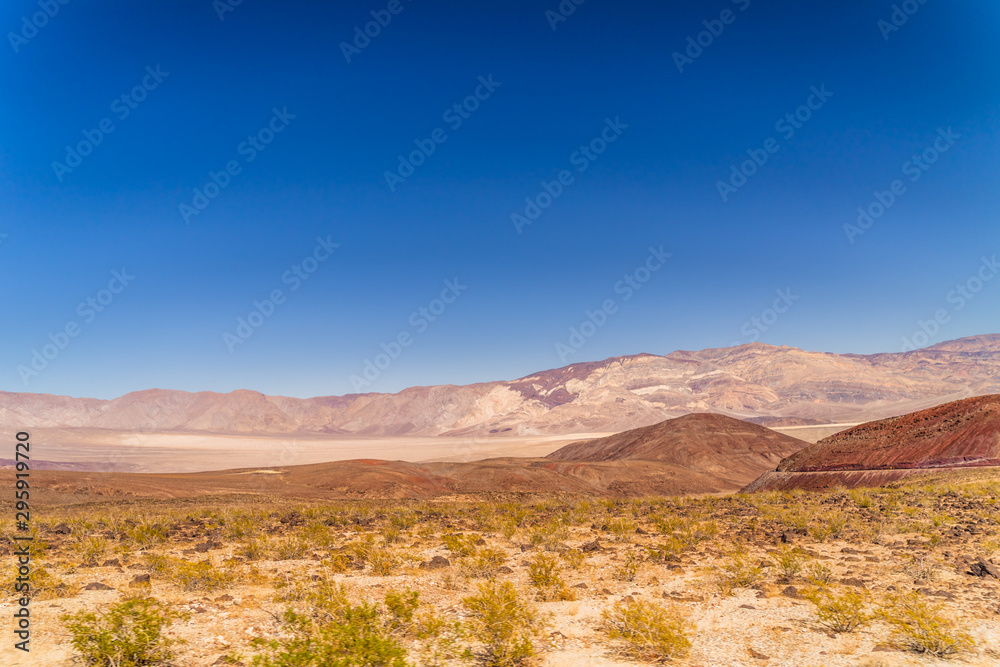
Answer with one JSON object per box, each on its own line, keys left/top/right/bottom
{"left": 744, "top": 394, "right": 1000, "bottom": 492}
{"left": 3, "top": 335, "right": 1000, "bottom": 437}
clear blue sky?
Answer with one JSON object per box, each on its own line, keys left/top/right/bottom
{"left": 1, "top": 0, "right": 998, "bottom": 399}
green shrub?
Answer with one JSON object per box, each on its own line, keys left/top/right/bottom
{"left": 463, "top": 581, "right": 543, "bottom": 666}
{"left": 442, "top": 534, "right": 479, "bottom": 557}
{"left": 804, "top": 587, "right": 871, "bottom": 633}
{"left": 460, "top": 548, "right": 507, "bottom": 579}
{"left": 717, "top": 549, "right": 763, "bottom": 594}
{"left": 63, "top": 596, "right": 179, "bottom": 666}
{"left": 878, "top": 591, "right": 974, "bottom": 657}
{"left": 773, "top": 545, "right": 806, "bottom": 582}
{"left": 601, "top": 598, "right": 691, "bottom": 661}
{"left": 612, "top": 551, "right": 642, "bottom": 583}
{"left": 527, "top": 554, "right": 575, "bottom": 601}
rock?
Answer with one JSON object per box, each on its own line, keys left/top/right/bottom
{"left": 581, "top": 540, "right": 601, "bottom": 552}
{"left": 840, "top": 577, "right": 866, "bottom": 588}
{"left": 739, "top": 604, "right": 756, "bottom": 609}
{"left": 215, "top": 594, "right": 234, "bottom": 602}
{"left": 130, "top": 574, "right": 151, "bottom": 586}
{"left": 419, "top": 556, "right": 450, "bottom": 569}
{"left": 969, "top": 560, "right": 1000, "bottom": 579}
{"left": 195, "top": 541, "right": 221, "bottom": 553}
{"left": 748, "top": 648, "right": 770, "bottom": 660}
{"left": 871, "top": 644, "right": 894, "bottom": 652}
{"left": 52, "top": 523, "right": 72, "bottom": 535}
{"left": 101, "top": 558, "right": 121, "bottom": 567}
{"left": 780, "top": 585, "right": 801, "bottom": 599}
{"left": 496, "top": 566, "right": 514, "bottom": 575}
{"left": 780, "top": 531, "right": 796, "bottom": 543}
{"left": 83, "top": 582, "right": 114, "bottom": 591}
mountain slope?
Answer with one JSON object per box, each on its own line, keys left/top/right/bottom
{"left": 744, "top": 395, "right": 1000, "bottom": 492}
{"left": 3, "top": 335, "right": 1000, "bottom": 437}
{"left": 547, "top": 413, "right": 807, "bottom": 482}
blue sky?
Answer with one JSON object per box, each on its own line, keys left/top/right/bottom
{"left": 1, "top": 0, "right": 998, "bottom": 399}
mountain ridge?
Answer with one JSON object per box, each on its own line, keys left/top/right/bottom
{"left": 4, "top": 335, "right": 1000, "bottom": 437}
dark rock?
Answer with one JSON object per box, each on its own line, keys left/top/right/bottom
{"left": 129, "top": 574, "right": 151, "bottom": 586}
{"left": 52, "top": 523, "right": 72, "bottom": 535}
{"left": 572, "top": 582, "right": 588, "bottom": 589}
{"left": 748, "top": 648, "right": 770, "bottom": 660}
{"left": 215, "top": 594, "right": 234, "bottom": 602}
{"left": 101, "top": 558, "right": 121, "bottom": 567}
{"left": 781, "top": 585, "right": 801, "bottom": 599}
{"left": 840, "top": 577, "right": 866, "bottom": 588}
{"left": 496, "top": 566, "right": 514, "bottom": 575}
{"left": 739, "top": 604, "right": 756, "bottom": 609}
{"left": 581, "top": 540, "right": 601, "bottom": 553}
{"left": 780, "top": 531, "right": 796, "bottom": 544}
{"left": 83, "top": 582, "right": 114, "bottom": 591}
{"left": 969, "top": 560, "right": 1000, "bottom": 579}
{"left": 419, "top": 555, "right": 450, "bottom": 570}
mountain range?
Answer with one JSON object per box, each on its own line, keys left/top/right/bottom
{"left": 3, "top": 335, "right": 1000, "bottom": 437}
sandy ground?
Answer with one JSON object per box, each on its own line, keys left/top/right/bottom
{"left": 24, "top": 429, "right": 614, "bottom": 473}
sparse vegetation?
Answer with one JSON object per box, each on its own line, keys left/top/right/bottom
{"left": 63, "top": 596, "right": 180, "bottom": 666}
{"left": 463, "top": 580, "right": 544, "bottom": 666}
{"left": 804, "top": 586, "right": 872, "bottom": 633}
{"left": 879, "top": 591, "right": 975, "bottom": 657}
{"left": 601, "top": 598, "right": 691, "bottom": 661}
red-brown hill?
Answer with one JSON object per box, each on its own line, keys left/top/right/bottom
{"left": 547, "top": 413, "right": 808, "bottom": 481}
{"left": 775, "top": 394, "right": 1000, "bottom": 472}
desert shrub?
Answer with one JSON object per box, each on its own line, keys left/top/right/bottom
{"left": 238, "top": 538, "right": 270, "bottom": 561}
{"left": 252, "top": 607, "right": 411, "bottom": 667}
{"left": 607, "top": 517, "right": 637, "bottom": 541}
{"left": 559, "top": 549, "right": 586, "bottom": 570}
{"left": 612, "top": 551, "right": 642, "bottom": 583}
{"left": 804, "top": 586, "right": 872, "bottom": 633}
{"left": 717, "top": 549, "right": 763, "bottom": 594}
{"left": 63, "top": 596, "right": 180, "bottom": 666}
{"left": 146, "top": 554, "right": 234, "bottom": 592}
{"left": 463, "top": 580, "right": 544, "bottom": 666}
{"left": 460, "top": 548, "right": 507, "bottom": 579}
{"left": 647, "top": 536, "right": 687, "bottom": 563}
{"left": 442, "top": 534, "right": 480, "bottom": 557}
{"left": 77, "top": 536, "right": 108, "bottom": 565}
{"left": 773, "top": 545, "right": 807, "bottom": 582}
{"left": 128, "top": 522, "right": 169, "bottom": 549}
{"left": 527, "top": 554, "right": 575, "bottom": 601}
{"left": 878, "top": 591, "right": 974, "bottom": 657}
{"left": 600, "top": 598, "right": 691, "bottom": 661}
{"left": 805, "top": 562, "right": 834, "bottom": 586}
{"left": 270, "top": 536, "right": 312, "bottom": 561}
{"left": 368, "top": 549, "right": 402, "bottom": 576}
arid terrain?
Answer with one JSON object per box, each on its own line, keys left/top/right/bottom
{"left": 3, "top": 472, "right": 999, "bottom": 666}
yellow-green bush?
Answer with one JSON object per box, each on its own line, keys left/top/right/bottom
{"left": 601, "top": 598, "right": 691, "bottom": 661}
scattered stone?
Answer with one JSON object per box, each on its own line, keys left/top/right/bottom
{"left": 83, "top": 582, "right": 114, "bottom": 591}
{"left": 572, "top": 582, "right": 588, "bottom": 589}
{"left": 581, "top": 540, "right": 601, "bottom": 552}
{"left": 52, "top": 523, "right": 72, "bottom": 535}
{"left": 748, "top": 648, "right": 770, "bottom": 660}
{"left": 215, "top": 594, "right": 234, "bottom": 602}
{"left": 195, "top": 541, "right": 221, "bottom": 553}
{"left": 496, "top": 566, "right": 514, "bottom": 575}
{"left": 739, "top": 604, "right": 756, "bottom": 609}
{"left": 969, "top": 560, "right": 1000, "bottom": 579}
{"left": 840, "top": 577, "right": 866, "bottom": 588}
{"left": 781, "top": 585, "right": 801, "bottom": 599}
{"left": 129, "top": 574, "right": 151, "bottom": 586}
{"left": 419, "top": 556, "right": 450, "bottom": 570}
{"left": 101, "top": 558, "right": 121, "bottom": 567}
